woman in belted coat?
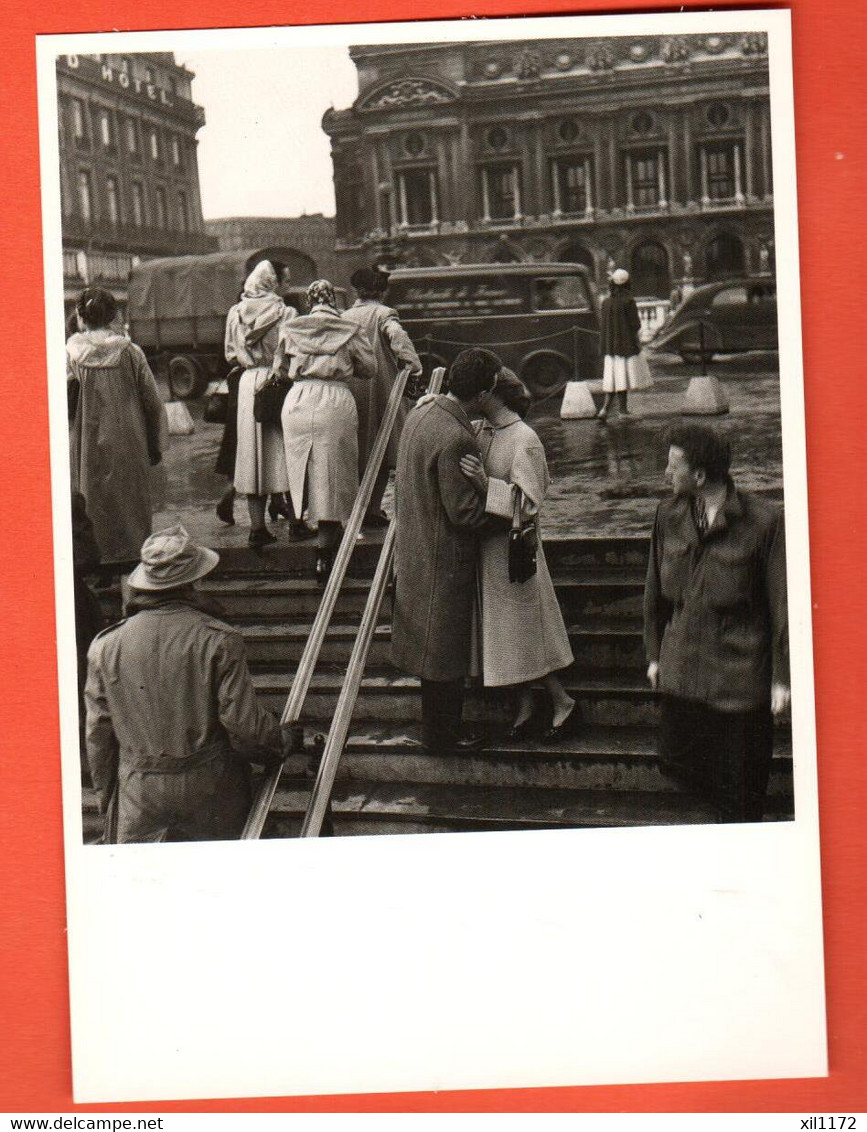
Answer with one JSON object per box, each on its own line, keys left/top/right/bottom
{"left": 225, "top": 260, "right": 295, "bottom": 547}
{"left": 460, "top": 370, "right": 576, "bottom": 741}
{"left": 275, "top": 280, "right": 377, "bottom": 582}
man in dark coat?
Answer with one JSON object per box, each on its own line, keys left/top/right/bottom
{"left": 643, "top": 423, "right": 790, "bottom": 822}
{"left": 392, "top": 348, "right": 505, "bottom": 754}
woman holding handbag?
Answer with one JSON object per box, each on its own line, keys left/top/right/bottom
{"left": 225, "top": 260, "right": 296, "bottom": 547}
{"left": 596, "top": 267, "right": 653, "bottom": 421}
{"left": 459, "top": 368, "right": 576, "bottom": 742}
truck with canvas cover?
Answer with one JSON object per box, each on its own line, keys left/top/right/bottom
{"left": 127, "top": 247, "right": 333, "bottom": 399}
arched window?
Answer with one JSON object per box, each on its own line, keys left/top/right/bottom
{"left": 630, "top": 241, "right": 671, "bottom": 298}
{"left": 557, "top": 241, "right": 595, "bottom": 275}
{"left": 705, "top": 232, "right": 745, "bottom": 280}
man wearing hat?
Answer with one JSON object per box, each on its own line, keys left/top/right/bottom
{"left": 343, "top": 264, "right": 423, "bottom": 527}
{"left": 84, "top": 526, "right": 286, "bottom": 843}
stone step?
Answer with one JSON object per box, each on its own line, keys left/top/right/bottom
{"left": 192, "top": 572, "right": 646, "bottom": 621}
{"left": 261, "top": 782, "right": 794, "bottom": 838}
{"left": 238, "top": 618, "right": 646, "bottom": 668}
{"left": 289, "top": 724, "right": 792, "bottom": 795}
{"left": 251, "top": 667, "right": 793, "bottom": 729}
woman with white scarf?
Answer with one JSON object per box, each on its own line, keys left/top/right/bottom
{"left": 225, "top": 260, "right": 295, "bottom": 547}
{"left": 276, "top": 280, "right": 377, "bottom": 583}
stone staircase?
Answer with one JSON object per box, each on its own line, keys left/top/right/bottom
{"left": 83, "top": 535, "right": 794, "bottom": 840}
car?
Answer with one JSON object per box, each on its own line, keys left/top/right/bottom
{"left": 388, "top": 263, "right": 601, "bottom": 404}
{"left": 651, "top": 277, "right": 778, "bottom": 363}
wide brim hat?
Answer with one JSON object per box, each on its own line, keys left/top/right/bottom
{"left": 350, "top": 265, "right": 390, "bottom": 293}
{"left": 128, "top": 524, "right": 220, "bottom": 591}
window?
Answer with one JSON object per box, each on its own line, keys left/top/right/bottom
{"left": 555, "top": 159, "right": 592, "bottom": 214}
{"left": 706, "top": 102, "right": 730, "bottom": 128}
{"left": 482, "top": 163, "right": 520, "bottom": 221}
{"left": 631, "top": 111, "right": 655, "bottom": 136}
{"left": 120, "top": 57, "right": 131, "bottom": 74}
{"left": 171, "top": 136, "right": 181, "bottom": 166}
{"left": 144, "top": 65, "right": 154, "bottom": 83}
{"left": 558, "top": 118, "right": 580, "bottom": 144}
{"left": 397, "top": 168, "right": 437, "bottom": 226}
{"left": 705, "top": 143, "right": 739, "bottom": 200}
{"left": 532, "top": 276, "right": 590, "bottom": 312}
{"left": 76, "top": 170, "right": 92, "bottom": 222}
{"left": 155, "top": 185, "right": 168, "bottom": 229}
{"left": 131, "top": 181, "right": 144, "bottom": 227}
{"left": 631, "top": 151, "right": 661, "bottom": 207}
{"left": 705, "top": 232, "right": 745, "bottom": 279}
{"left": 630, "top": 241, "right": 671, "bottom": 299}
{"left": 178, "top": 190, "right": 189, "bottom": 232}
{"left": 149, "top": 129, "right": 160, "bottom": 162}
{"left": 748, "top": 283, "right": 776, "bottom": 304}
{"left": 486, "top": 126, "right": 509, "bottom": 151}
{"left": 71, "top": 99, "right": 85, "bottom": 141}
{"left": 711, "top": 285, "right": 748, "bottom": 308}
{"left": 106, "top": 175, "right": 120, "bottom": 225}
{"left": 99, "top": 110, "right": 113, "bottom": 148}
{"left": 126, "top": 118, "right": 139, "bottom": 155}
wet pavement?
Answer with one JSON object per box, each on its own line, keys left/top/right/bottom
{"left": 153, "top": 350, "right": 783, "bottom": 545}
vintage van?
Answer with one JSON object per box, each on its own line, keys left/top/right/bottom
{"left": 387, "top": 263, "right": 601, "bottom": 404}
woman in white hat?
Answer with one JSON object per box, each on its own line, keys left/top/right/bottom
{"left": 597, "top": 268, "right": 651, "bottom": 421}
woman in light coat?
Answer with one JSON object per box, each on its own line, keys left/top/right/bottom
{"left": 276, "top": 280, "right": 378, "bottom": 582}
{"left": 460, "top": 369, "right": 577, "bottom": 741}
{"left": 67, "top": 287, "right": 164, "bottom": 567}
{"left": 225, "top": 260, "right": 295, "bottom": 547}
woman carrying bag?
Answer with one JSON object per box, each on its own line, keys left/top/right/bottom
{"left": 459, "top": 368, "right": 577, "bottom": 742}
{"left": 596, "top": 267, "right": 653, "bottom": 421}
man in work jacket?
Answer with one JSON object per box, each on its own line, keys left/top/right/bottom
{"left": 643, "top": 423, "right": 790, "bottom": 822}
{"left": 85, "top": 525, "right": 285, "bottom": 842}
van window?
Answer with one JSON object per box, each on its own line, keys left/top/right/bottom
{"left": 748, "top": 283, "right": 776, "bottom": 303}
{"left": 711, "top": 285, "right": 748, "bottom": 308}
{"left": 532, "top": 275, "right": 590, "bottom": 313}
{"left": 394, "top": 277, "right": 527, "bottom": 319}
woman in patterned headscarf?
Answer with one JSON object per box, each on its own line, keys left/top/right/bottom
{"left": 225, "top": 259, "right": 296, "bottom": 546}
{"left": 275, "top": 279, "right": 378, "bottom": 582}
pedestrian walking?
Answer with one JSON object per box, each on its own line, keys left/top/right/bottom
{"left": 643, "top": 423, "right": 790, "bottom": 822}
{"left": 392, "top": 347, "right": 507, "bottom": 755}
{"left": 85, "top": 525, "right": 287, "bottom": 843}
{"left": 225, "top": 260, "right": 296, "bottom": 547}
{"left": 459, "top": 369, "right": 576, "bottom": 741}
{"left": 597, "top": 268, "right": 651, "bottom": 421}
{"left": 67, "top": 287, "right": 165, "bottom": 568}
{"left": 275, "top": 279, "right": 378, "bottom": 584}
{"left": 343, "top": 265, "right": 423, "bottom": 527}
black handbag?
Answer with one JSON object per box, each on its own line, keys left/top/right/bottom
{"left": 508, "top": 487, "right": 538, "bottom": 584}
{"left": 253, "top": 372, "right": 293, "bottom": 426}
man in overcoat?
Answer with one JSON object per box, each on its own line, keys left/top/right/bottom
{"left": 392, "top": 348, "right": 505, "bottom": 754}
{"left": 85, "top": 525, "right": 286, "bottom": 842}
{"left": 643, "top": 423, "right": 790, "bottom": 822}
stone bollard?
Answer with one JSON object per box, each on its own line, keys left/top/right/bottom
{"left": 560, "top": 381, "right": 598, "bottom": 419}
{"left": 681, "top": 375, "right": 729, "bottom": 415}
{"left": 165, "top": 401, "right": 195, "bottom": 435}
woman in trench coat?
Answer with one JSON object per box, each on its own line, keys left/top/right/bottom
{"left": 225, "top": 260, "right": 295, "bottom": 547}
{"left": 275, "top": 280, "right": 378, "bottom": 582}
{"left": 67, "top": 287, "right": 164, "bottom": 567}
{"left": 460, "top": 370, "right": 577, "bottom": 741}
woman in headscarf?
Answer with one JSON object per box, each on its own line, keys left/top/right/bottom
{"left": 596, "top": 267, "right": 651, "bottom": 421}
{"left": 225, "top": 259, "right": 295, "bottom": 547}
{"left": 67, "top": 286, "right": 165, "bottom": 568}
{"left": 343, "top": 265, "right": 423, "bottom": 527}
{"left": 276, "top": 279, "right": 377, "bottom": 582}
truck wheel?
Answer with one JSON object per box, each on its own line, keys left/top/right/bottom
{"left": 168, "top": 354, "right": 207, "bottom": 400}
{"left": 522, "top": 354, "right": 571, "bottom": 403}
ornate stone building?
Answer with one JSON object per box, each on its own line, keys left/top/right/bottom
{"left": 205, "top": 214, "right": 341, "bottom": 285}
{"left": 324, "top": 33, "right": 774, "bottom": 300}
{"left": 56, "top": 52, "right": 216, "bottom": 319}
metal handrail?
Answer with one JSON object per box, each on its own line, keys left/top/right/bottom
{"left": 300, "top": 365, "right": 447, "bottom": 837}
{"left": 241, "top": 365, "right": 413, "bottom": 840}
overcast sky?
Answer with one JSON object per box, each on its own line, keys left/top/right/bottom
{"left": 176, "top": 47, "right": 359, "bottom": 220}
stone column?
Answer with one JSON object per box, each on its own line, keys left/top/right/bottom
{"left": 398, "top": 171, "right": 409, "bottom": 228}
{"left": 584, "top": 155, "right": 593, "bottom": 217}
{"left": 625, "top": 151, "right": 634, "bottom": 212}
{"left": 761, "top": 101, "right": 773, "bottom": 199}
{"left": 657, "top": 149, "right": 668, "bottom": 209}
{"left": 608, "top": 129, "right": 618, "bottom": 210}
{"left": 429, "top": 169, "right": 439, "bottom": 225}
{"left": 459, "top": 119, "right": 473, "bottom": 220}
{"left": 551, "top": 159, "right": 561, "bottom": 216}
{"left": 744, "top": 101, "right": 755, "bottom": 201}
{"left": 733, "top": 143, "right": 745, "bottom": 206}
{"left": 513, "top": 164, "right": 522, "bottom": 221}
{"left": 700, "top": 144, "right": 710, "bottom": 208}
{"left": 683, "top": 110, "right": 694, "bottom": 204}
{"left": 370, "top": 144, "right": 384, "bottom": 232}
{"left": 534, "top": 122, "right": 547, "bottom": 217}
{"left": 594, "top": 128, "right": 604, "bottom": 213}
{"left": 481, "top": 166, "right": 491, "bottom": 222}
{"left": 668, "top": 115, "right": 680, "bottom": 204}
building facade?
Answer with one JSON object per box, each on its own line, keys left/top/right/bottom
{"left": 324, "top": 33, "right": 774, "bottom": 305}
{"left": 56, "top": 52, "right": 216, "bottom": 319}
{"left": 205, "top": 214, "right": 341, "bottom": 285}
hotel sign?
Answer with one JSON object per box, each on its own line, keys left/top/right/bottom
{"left": 64, "top": 55, "right": 175, "bottom": 107}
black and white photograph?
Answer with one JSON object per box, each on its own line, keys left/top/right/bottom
{"left": 37, "top": 9, "right": 825, "bottom": 1104}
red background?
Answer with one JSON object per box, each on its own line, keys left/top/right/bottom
{"left": 1, "top": 0, "right": 865, "bottom": 1113}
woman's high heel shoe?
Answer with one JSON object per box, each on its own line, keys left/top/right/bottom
{"left": 542, "top": 702, "right": 580, "bottom": 744}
